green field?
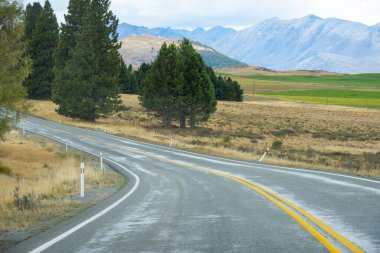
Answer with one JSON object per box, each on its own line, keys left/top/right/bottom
{"left": 258, "top": 90, "right": 380, "bottom": 108}
{"left": 219, "top": 73, "right": 380, "bottom": 87}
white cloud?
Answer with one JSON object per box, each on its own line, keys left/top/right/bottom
{"left": 25, "top": 0, "right": 380, "bottom": 29}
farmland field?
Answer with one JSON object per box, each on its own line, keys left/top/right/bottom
{"left": 217, "top": 72, "right": 380, "bottom": 87}
{"left": 215, "top": 67, "right": 380, "bottom": 108}
{"left": 257, "top": 90, "right": 380, "bottom": 108}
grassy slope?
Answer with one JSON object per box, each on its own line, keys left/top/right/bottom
{"left": 198, "top": 50, "right": 247, "bottom": 68}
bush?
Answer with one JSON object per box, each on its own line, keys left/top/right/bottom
{"left": 0, "top": 164, "right": 11, "bottom": 175}
{"left": 272, "top": 140, "right": 283, "bottom": 150}
{"left": 306, "top": 146, "right": 315, "bottom": 158}
{"left": 13, "top": 186, "right": 39, "bottom": 210}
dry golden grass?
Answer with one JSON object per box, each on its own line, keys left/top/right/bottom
{"left": 0, "top": 131, "right": 123, "bottom": 232}
{"left": 28, "top": 95, "right": 380, "bottom": 178}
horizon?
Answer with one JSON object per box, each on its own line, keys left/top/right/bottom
{"left": 26, "top": 0, "right": 380, "bottom": 30}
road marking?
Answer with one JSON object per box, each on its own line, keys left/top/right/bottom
{"left": 26, "top": 137, "right": 140, "bottom": 253}
{"left": 22, "top": 120, "right": 365, "bottom": 252}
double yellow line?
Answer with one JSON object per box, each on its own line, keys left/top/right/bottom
{"left": 23, "top": 120, "right": 364, "bottom": 253}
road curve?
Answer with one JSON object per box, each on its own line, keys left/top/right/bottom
{"left": 6, "top": 116, "right": 380, "bottom": 253}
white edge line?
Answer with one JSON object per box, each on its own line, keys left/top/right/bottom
{"left": 21, "top": 118, "right": 380, "bottom": 185}
{"left": 20, "top": 129, "right": 140, "bottom": 253}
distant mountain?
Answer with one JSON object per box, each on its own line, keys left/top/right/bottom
{"left": 211, "top": 15, "right": 380, "bottom": 74}
{"left": 118, "top": 16, "right": 380, "bottom": 73}
{"left": 117, "top": 23, "right": 236, "bottom": 43}
{"left": 118, "top": 35, "right": 246, "bottom": 69}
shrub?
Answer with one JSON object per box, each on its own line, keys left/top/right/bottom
{"left": 0, "top": 164, "right": 11, "bottom": 175}
{"left": 272, "top": 140, "right": 283, "bottom": 150}
{"left": 13, "top": 186, "right": 39, "bottom": 210}
{"left": 306, "top": 146, "right": 315, "bottom": 158}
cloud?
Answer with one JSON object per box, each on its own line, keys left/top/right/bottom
{"left": 25, "top": 0, "right": 380, "bottom": 29}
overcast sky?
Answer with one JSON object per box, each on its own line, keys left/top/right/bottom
{"left": 25, "top": 0, "right": 380, "bottom": 30}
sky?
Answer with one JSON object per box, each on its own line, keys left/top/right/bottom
{"left": 25, "top": 0, "right": 380, "bottom": 30}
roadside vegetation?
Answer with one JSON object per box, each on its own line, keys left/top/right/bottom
{"left": 0, "top": 131, "right": 123, "bottom": 234}
{"left": 29, "top": 96, "right": 380, "bottom": 178}
{"left": 0, "top": 0, "right": 30, "bottom": 141}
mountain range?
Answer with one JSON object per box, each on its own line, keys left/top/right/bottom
{"left": 117, "top": 15, "right": 380, "bottom": 73}
{"left": 118, "top": 35, "right": 246, "bottom": 69}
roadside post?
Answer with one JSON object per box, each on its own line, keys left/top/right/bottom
{"left": 80, "top": 162, "right": 85, "bottom": 198}
{"left": 22, "top": 127, "right": 25, "bottom": 135}
{"left": 259, "top": 147, "right": 270, "bottom": 163}
{"left": 65, "top": 143, "right": 68, "bottom": 152}
{"left": 100, "top": 152, "right": 103, "bottom": 171}
{"left": 170, "top": 135, "right": 174, "bottom": 147}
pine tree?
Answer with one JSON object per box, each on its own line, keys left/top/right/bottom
{"left": 134, "top": 62, "right": 150, "bottom": 90}
{"left": 54, "top": 0, "right": 122, "bottom": 121}
{"left": 139, "top": 43, "right": 184, "bottom": 128}
{"left": 23, "top": 0, "right": 58, "bottom": 99}
{"left": 119, "top": 60, "right": 138, "bottom": 94}
{"left": 0, "top": 0, "right": 30, "bottom": 140}
{"left": 24, "top": 2, "right": 42, "bottom": 40}
{"left": 207, "top": 67, "right": 244, "bottom": 102}
{"left": 180, "top": 38, "right": 216, "bottom": 128}
{"left": 52, "top": 0, "right": 89, "bottom": 104}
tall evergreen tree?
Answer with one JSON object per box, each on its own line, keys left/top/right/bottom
{"left": 139, "top": 43, "right": 184, "bottom": 128}
{"left": 0, "top": 0, "right": 30, "bottom": 140}
{"left": 24, "top": 2, "right": 42, "bottom": 40}
{"left": 23, "top": 0, "right": 58, "bottom": 99}
{"left": 54, "top": 0, "right": 122, "bottom": 121}
{"left": 207, "top": 67, "right": 244, "bottom": 102}
{"left": 180, "top": 38, "right": 216, "bottom": 128}
{"left": 119, "top": 60, "right": 138, "bottom": 94}
{"left": 52, "top": 0, "right": 89, "bottom": 104}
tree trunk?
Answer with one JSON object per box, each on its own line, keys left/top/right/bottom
{"left": 162, "top": 114, "right": 168, "bottom": 128}
{"left": 180, "top": 113, "right": 186, "bottom": 129}
{"left": 162, "top": 114, "right": 172, "bottom": 128}
{"left": 190, "top": 113, "right": 196, "bottom": 129}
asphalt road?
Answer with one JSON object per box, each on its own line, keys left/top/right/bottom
{"left": 6, "top": 116, "right": 380, "bottom": 253}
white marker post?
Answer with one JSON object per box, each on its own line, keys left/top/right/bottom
{"left": 170, "top": 135, "right": 174, "bottom": 147}
{"left": 100, "top": 152, "right": 103, "bottom": 171}
{"left": 80, "top": 162, "right": 85, "bottom": 198}
{"left": 259, "top": 148, "right": 270, "bottom": 163}
{"left": 65, "top": 143, "right": 68, "bottom": 152}
{"left": 22, "top": 127, "right": 25, "bottom": 135}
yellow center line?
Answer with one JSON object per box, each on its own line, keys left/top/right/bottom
{"left": 238, "top": 178, "right": 364, "bottom": 253}
{"left": 23, "top": 120, "right": 364, "bottom": 253}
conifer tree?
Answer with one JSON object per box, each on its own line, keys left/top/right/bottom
{"left": 180, "top": 38, "right": 216, "bottom": 128}
{"left": 23, "top": 0, "right": 58, "bottom": 99}
{"left": 52, "top": 0, "right": 89, "bottom": 104}
{"left": 119, "top": 60, "right": 138, "bottom": 94}
{"left": 207, "top": 67, "right": 244, "bottom": 102}
{"left": 0, "top": 0, "right": 30, "bottom": 140}
{"left": 54, "top": 0, "right": 122, "bottom": 121}
{"left": 24, "top": 2, "right": 42, "bottom": 40}
{"left": 139, "top": 43, "right": 184, "bottom": 128}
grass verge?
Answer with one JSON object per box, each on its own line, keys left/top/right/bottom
{"left": 0, "top": 131, "right": 124, "bottom": 249}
